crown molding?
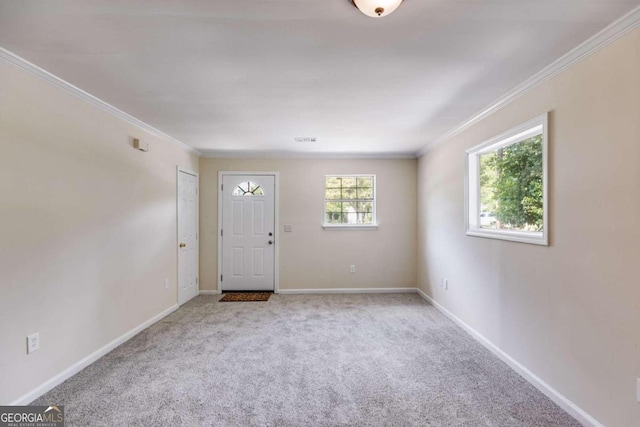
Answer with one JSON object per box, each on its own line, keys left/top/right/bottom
{"left": 416, "top": 5, "right": 640, "bottom": 157}
{"left": 0, "top": 46, "right": 412, "bottom": 160}
{"left": 200, "top": 149, "right": 417, "bottom": 160}
{"left": 0, "top": 47, "right": 202, "bottom": 157}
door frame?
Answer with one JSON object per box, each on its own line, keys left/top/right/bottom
{"left": 217, "top": 171, "right": 280, "bottom": 294}
{"left": 177, "top": 166, "right": 200, "bottom": 304}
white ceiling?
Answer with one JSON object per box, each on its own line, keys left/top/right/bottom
{"left": 0, "top": 0, "right": 638, "bottom": 156}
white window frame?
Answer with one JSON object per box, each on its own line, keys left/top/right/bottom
{"left": 465, "top": 113, "right": 548, "bottom": 245}
{"left": 322, "top": 174, "right": 378, "bottom": 230}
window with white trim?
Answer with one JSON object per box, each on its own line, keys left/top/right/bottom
{"left": 466, "top": 113, "right": 548, "bottom": 245}
{"left": 324, "top": 175, "right": 376, "bottom": 227}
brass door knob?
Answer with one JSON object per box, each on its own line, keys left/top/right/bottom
{"left": 179, "top": 243, "right": 186, "bottom": 248}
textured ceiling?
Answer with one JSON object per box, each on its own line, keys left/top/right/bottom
{"left": 0, "top": 0, "right": 638, "bottom": 155}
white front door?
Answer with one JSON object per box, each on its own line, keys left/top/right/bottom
{"left": 221, "top": 174, "right": 275, "bottom": 291}
{"left": 178, "top": 170, "right": 199, "bottom": 305}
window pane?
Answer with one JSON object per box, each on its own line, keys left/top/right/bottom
{"left": 342, "top": 201, "right": 358, "bottom": 224}
{"left": 325, "top": 188, "right": 341, "bottom": 200}
{"left": 326, "top": 212, "right": 342, "bottom": 224}
{"left": 326, "top": 177, "right": 342, "bottom": 187}
{"left": 250, "top": 184, "right": 264, "bottom": 196}
{"left": 479, "top": 134, "right": 543, "bottom": 232}
{"left": 357, "top": 177, "right": 372, "bottom": 188}
{"left": 341, "top": 177, "right": 357, "bottom": 187}
{"left": 342, "top": 201, "right": 357, "bottom": 212}
{"left": 342, "top": 188, "right": 357, "bottom": 199}
{"left": 357, "top": 201, "right": 372, "bottom": 213}
{"left": 325, "top": 202, "right": 342, "bottom": 213}
{"left": 357, "top": 187, "right": 373, "bottom": 199}
{"left": 358, "top": 213, "right": 373, "bottom": 224}
{"left": 479, "top": 152, "right": 498, "bottom": 229}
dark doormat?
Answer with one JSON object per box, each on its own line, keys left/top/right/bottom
{"left": 219, "top": 292, "right": 272, "bottom": 302}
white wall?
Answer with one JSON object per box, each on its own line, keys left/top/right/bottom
{"left": 200, "top": 158, "right": 417, "bottom": 291}
{"left": 417, "top": 28, "right": 640, "bottom": 426}
{"left": 0, "top": 61, "right": 199, "bottom": 404}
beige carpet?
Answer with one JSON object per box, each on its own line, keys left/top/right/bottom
{"left": 32, "top": 294, "right": 579, "bottom": 426}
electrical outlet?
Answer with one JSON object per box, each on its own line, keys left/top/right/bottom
{"left": 349, "top": 265, "right": 356, "bottom": 274}
{"left": 27, "top": 333, "right": 40, "bottom": 354}
{"left": 164, "top": 278, "right": 169, "bottom": 289}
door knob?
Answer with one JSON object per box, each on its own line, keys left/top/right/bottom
{"left": 268, "top": 232, "right": 273, "bottom": 236}
{"left": 179, "top": 243, "right": 186, "bottom": 248}
{"left": 268, "top": 240, "right": 273, "bottom": 245}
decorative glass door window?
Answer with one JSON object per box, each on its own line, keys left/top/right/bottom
{"left": 232, "top": 181, "right": 264, "bottom": 196}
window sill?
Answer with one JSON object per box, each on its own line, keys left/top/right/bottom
{"left": 322, "top": 224, "right": 378, "bottom": 230}
{"left": 466, "top": 228, "right": 547, "bottom": 246}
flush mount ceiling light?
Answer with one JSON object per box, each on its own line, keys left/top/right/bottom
{"left": 349, "top": 0, "right": 404, "bottom": 18}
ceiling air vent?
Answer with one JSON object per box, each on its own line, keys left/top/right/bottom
{"left": 294, "top": 137, "right": 317, "bottom": 143}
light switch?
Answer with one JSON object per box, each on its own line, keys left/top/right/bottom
{"left": 284, "top": 225, "right": 292, "bottom": 232}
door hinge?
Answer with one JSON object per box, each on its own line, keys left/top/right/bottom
{"left": 196, "top": 277, "right": 198, "bottom": 284}
{"left": 221, "top": 184, "right": 224, "bottom": 191}
{"left": 220, "top": 274, "right": 223, "bottom": 281}
{"left": 220, "top": 229, "right": 223, "bottom": 237}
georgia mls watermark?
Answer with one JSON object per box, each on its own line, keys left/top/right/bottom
{"left": 0, "top": 406, "right": 64, "bottom": 427}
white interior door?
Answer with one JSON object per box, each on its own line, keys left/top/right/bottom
{"left": 178, "top": 170, "right": 198, "bottom": 305}
{"left": 221, "top": 174, "right": 275, "bottom": 291}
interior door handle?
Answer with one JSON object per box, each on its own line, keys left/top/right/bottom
{"left": 268, "top": 240, "right": 273, "bottom": 245}
{"left": 179, "top": 243, "right": 186, "bottom": 248}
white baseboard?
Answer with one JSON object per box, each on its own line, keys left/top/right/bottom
{"left": 9, "top": 304, "right": 179, "bottom": 406}
{"left": 198, "top": 290, "right": 220, "bottom": 295}
{"left": 277, "top": 287, "right": 418, "bottom": 295}
{"left": 415, "top": 289, "right": 602, "bottom": 427}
